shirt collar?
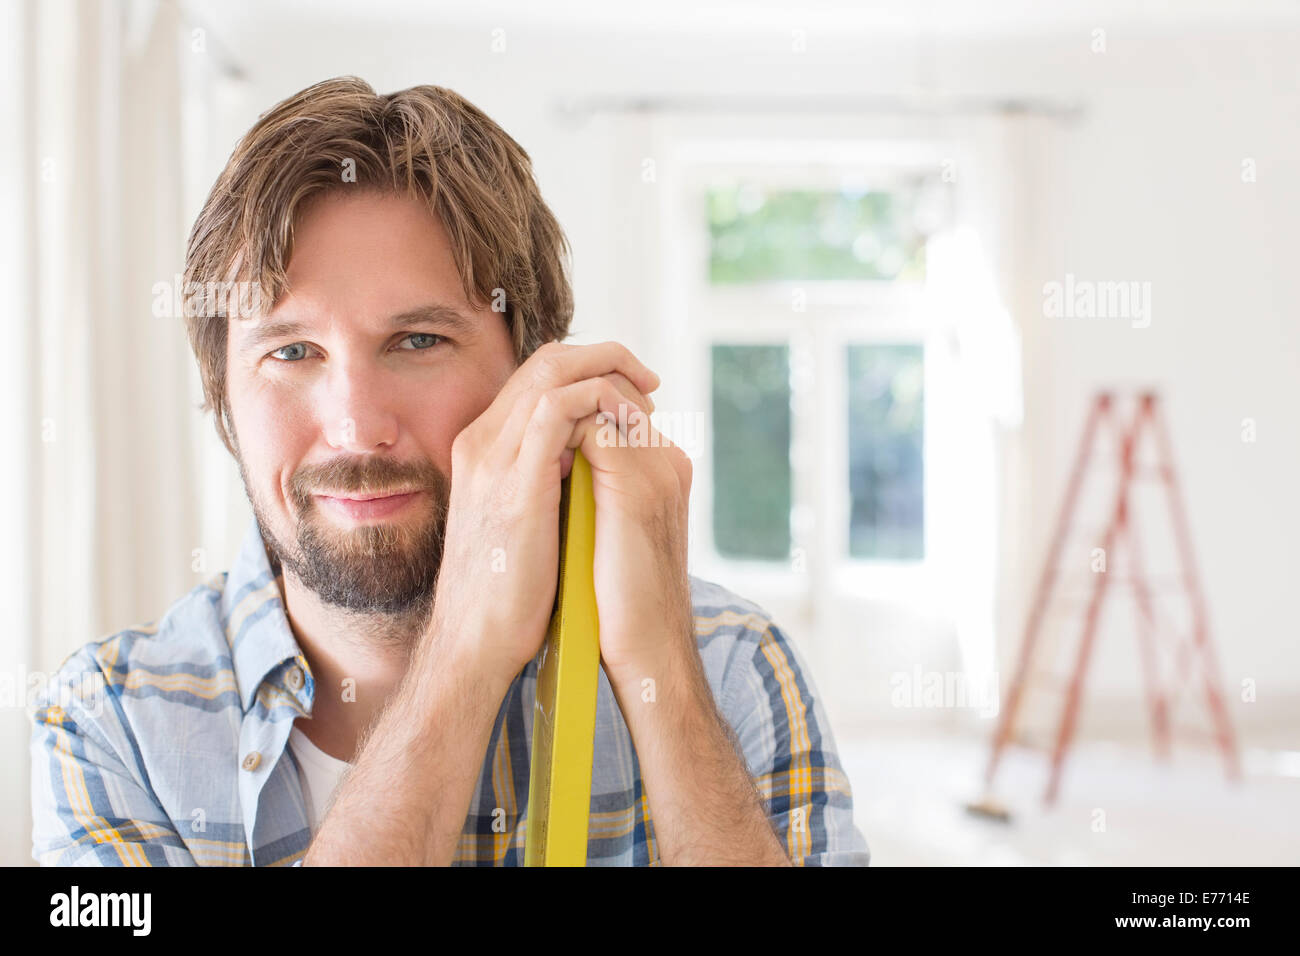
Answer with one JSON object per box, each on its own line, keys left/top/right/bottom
{"left": 223, "top": 516, "right": 310, "bottom": 715}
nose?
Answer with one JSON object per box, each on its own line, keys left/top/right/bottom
{"left": 317, "top": 356, "right": 400, "bottom": 452}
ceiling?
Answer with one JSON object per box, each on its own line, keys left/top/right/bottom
{"left": 181, "top": 0, "right": 1300, "bottom": 39}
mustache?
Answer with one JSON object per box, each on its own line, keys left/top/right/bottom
{"left": 289, "top": 457, "right": 449, "bottom": 511}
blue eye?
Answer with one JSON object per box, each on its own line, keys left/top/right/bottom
{"left": 397, "top": 333, "right": 444, "bottom": 350}
{"left": 267, "top": 334, "right": 444, "bottom": 363}
{"left": 270, "top": 342, "right": 312, "bottom": 362}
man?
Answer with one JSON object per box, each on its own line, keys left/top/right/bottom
{"left": 30, "top": 76, "right": 870, "bottom": 866}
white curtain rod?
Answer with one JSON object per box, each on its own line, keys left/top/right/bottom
{"left": 554, "top": 93, "right": 1085, "bottom": 123}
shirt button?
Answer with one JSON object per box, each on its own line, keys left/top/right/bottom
{"left": 286, "top": 666, "right": 305, "bottom": 691}
{"left": 242, "top": 751, "right": 262, "bottom": 772}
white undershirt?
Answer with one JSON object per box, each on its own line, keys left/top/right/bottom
{"left": 288, "top": 724, "right": 352, "bottom": 835}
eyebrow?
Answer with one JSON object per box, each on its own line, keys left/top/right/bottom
{"left": 238, "top": 304, "right": 479, "bottom": 356}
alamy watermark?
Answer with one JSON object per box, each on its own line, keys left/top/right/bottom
{"left": 50, "top": 886, "right": 150, "bottom": 935}
{"left": 152, "top": 273, "right": 263, "bottom": 319}
{"left": 890, "top": 666, "right": 1000, "bottom": 718}
{"left": 2, "top": 666, "right": 108, "bottom": 718}
{"left": 1043, "top": 273, "right": 1151, "bottom": 329}
{"left": 595, "top": 402, "right": 706, "bottom": 458}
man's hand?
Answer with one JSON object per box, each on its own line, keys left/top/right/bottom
{"left": 562, "top": 380, "right": 694, "bottom": 684}
{"left": 559, "top": 355, "right": 791, "bottom": 865}
{"left": 430, "top": 340, "right": 661, "bottom": 687}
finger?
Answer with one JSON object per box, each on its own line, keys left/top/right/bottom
{"left": 514, "top": 376, "right": 641, "bottom": 481}
{"left": 556, "top": 375, "right": 649, "bottom": 480}
{"left": 632, "top": 421, "right": 691, "bottom": 501}
{"left": 603, "top": 371, "right": 655, "bottom": 415}
{"left": 630, "top": 417, "right": 691, "bottom": 499}
{"left": 498, "top": 341, "right": 660, "bottom": 420}
{"left": 570, "top": 406, "right": 683, "bottom": 502}
{"left": 500, "top": 370, "right": 652, "bottom": 470}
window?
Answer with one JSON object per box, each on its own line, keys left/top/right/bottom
{"left": 847, "top": 343, "right": 924, "bottom": 560}
{"left": 695, "top": 168, "right": 945, "bottom": 581}
{"left": 707, "top": 184, "right": 929, "bottom": 283}
{"left": 710, "top": 343, "right": 792, "bottom": 559}
{"left": 654, "top": 119, "right": 1014, "bottom": 702}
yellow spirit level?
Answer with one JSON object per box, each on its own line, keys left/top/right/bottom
{"left": 524, "top": 448, "right": 600, "bottom": 866}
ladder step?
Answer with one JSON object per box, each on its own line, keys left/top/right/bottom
{"left": 1046, "top": 597, "right": 1096, "bottom": 614}
{"left": 1132, "top": 465, "right": 1174, "bottom": 482}
{"left": 1027, "top": 671, "right": 1072, "bottom": 691}
{"left": 1170, "top": 726, "right": 1219, "bottom": 741}
{"left": 1050, "top": 573, "right": 1191, "bottom": 587}
{"left": 1118, "top": 574, "right": 1191, "bottom": 589}
{"left": 1046, "top": 577, "right": 1192, "bottom": 603}
{"left": 1089, "top": 456, "right": 1170, "bottom": 481}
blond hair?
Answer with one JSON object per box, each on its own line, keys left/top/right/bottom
{"left": 183, "top": 76, "right": 574, "bottom": 457}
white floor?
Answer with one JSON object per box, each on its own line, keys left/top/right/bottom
{"left": 837, "top": 730, "right": 1300, "bottom": 866}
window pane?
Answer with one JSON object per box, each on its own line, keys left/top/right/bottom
{"left": 707, "top": 183, "right": 930, "bottom": 284}
{"left": 711, "top": 344, "right": 791, "bottom": 560}
{"left": 847, "top": 344, "right": 924, "bottom": 560}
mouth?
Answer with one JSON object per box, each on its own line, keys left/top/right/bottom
{"left": 313, "top": 489, "right": 425, "bottom": 521}
{"left": 315, "top": 488, "right": 422, "bottom": 501}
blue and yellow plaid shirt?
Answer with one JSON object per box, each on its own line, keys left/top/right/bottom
{"left": 30, "top": 517, "right": 870, "bottom": 866}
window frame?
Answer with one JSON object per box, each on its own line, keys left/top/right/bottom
{"left": 672, "top": 146, "right": 956, "bottom": 607}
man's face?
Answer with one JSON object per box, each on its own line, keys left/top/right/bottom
{"left": 226, "top": 190, "right": 518, "bottom": 620}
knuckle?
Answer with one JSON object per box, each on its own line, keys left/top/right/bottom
{"left": 451, "top": 424, "right": 494, "bottom": 471}
{"left": 535, "top": 387, "right": 561, "bottom": 416}
{"left": 533, "top": 352, "right": 563, "bottom": 384}
{"left": 615, "top": 341, "right": 637, "bottom": 365}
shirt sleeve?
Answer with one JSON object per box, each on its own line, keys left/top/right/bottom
{"left": 718, "top": 617, "right": 871, "bottom": 866}
{"left": 29, "top": 647, "right": 198, "bottom": 866}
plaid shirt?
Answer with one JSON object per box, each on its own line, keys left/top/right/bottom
{"left": 30, "top": 517, "right": 870, "bottom": 866}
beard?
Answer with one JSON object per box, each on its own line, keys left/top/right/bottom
{"left": 234, "top": 430, "right": 450, "bottom": 623}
